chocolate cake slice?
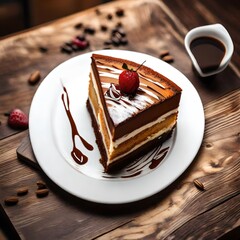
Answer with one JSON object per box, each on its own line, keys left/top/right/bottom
{"left": 87, "top": 53, "right": 182, "bottom": 172}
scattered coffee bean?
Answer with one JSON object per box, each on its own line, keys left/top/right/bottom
{"left": 159, "top": 50, "right": 170, "bottom": 58}
{"left": 113, "top": 31, "right": 122, "bottom": 40}
{"left": 95, "top": 8, "right": 101, "bottom": 15}
{"left": 28, "top": 70, "right": 41, "bottom": 85}
{"left": 39, "top": 46, "right": 48, "bottom": 53}
{"left": 117, "top": 28, "right": 126, "bottom": 37}
{"left": 36, "top": 180, "right": 47, "bottom": 189}
{"left": 65, "top": 41, "right": 80, "bottom": 51}
{"left": 120, "top": 37, "right": 128, "bottom": 45}
{"left": 107, "top": 13, "right": 113, "bottom": 20}
{"left": 61, "top": 45, "right": 73, "bottom": 54}
{"left": 100, "top": 25, "right": 108, "bottom": 32}
{"left": 84, "top": 27, "right": 95, "bottom": 35}
{"left": 116, "top": 8, "right": 124, "bottom": 17}
{"left": 111, "top": 36, "right": 120, "bottom": 46}
{"left": 71, "top": 44, "right": 80, "bottom": 51}
{"left": 17, "top": 187, "right": 28, "bottom": 196}
{"left": 193, "top": 179, "right": 205, "bottom": 191}
{"left": 4, "top": 112, "right": 10, "bottom": 116}
{"left": 65, "top": 41, "right": 73, "bottom": 47}
{"left": 205, "top": 143, "right": 213, "bottom": 148}
{"left": 4, "top": 196, "right": 19, "bottom": 206}
{"left": 104, "top": 39, "right": 112, "bottom": 45}
{"left": 111, "top": 27, "right": 118, "bottom": 35}
{"left": 116, "top": 22, "right": 123, "bottom": 28}
{"left": 105, "top": 25, "right": 128, "bottom": 47}
{"left": 162, "top": 55, "right": 174, "bottom": 63}
{"left": 74, "top": 22, "right": 83, "bottom": 29}
{"left": 76, "top": 34, "right": 86, "bottom": 41}
{"left": 36, "top": 189, "right": 49, "bottom": 198}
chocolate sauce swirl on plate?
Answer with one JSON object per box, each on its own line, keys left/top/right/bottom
{"left": 62, "top": 87, "right": 93, "bottom": 165}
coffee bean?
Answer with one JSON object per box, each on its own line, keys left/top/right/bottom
{"left": 117, "top": 28, "right": 126, "bottom": 37}
{"left": 100, "top": 25, "right": 108, "bottom": 32}
{"left": 36, "top": 180, "right": 47, "bottom": 189}
{"left": 159, "top": 50, "right": 169, "bottom": 58}
{"left": 104, "top": 40, "right": 112, "bottom": 45}
{"left": 65, "top": 41, "right": 73, "bottom": 47}
{"left": 28, "top": 70, "right": 41, "bottom": 85}
{"left": 113, "top": 31, "right": 122, "bottom": 40}
{"left": 95, "top": 8, "right": 101, "bottom": 15}
{"left": 116, "top": 8, "right": 124, "bottom": 17}
{"left": 65, "top": 41, "right": 80, "bottom": 51}
{"left": 116, "top": 22, "right": 123, "bottom": 28}
{"left": 17, "top": 187, "right": 28, "bottom": 196}
{"left": 107, "top": 13, "right": 113, "bottom": 20}
{"left": 76, "top": 35, "right": 86, "bottom": 41}
{"left": 71, "top": 44, "right": 80, "bottom": 51}
{"left": 112, "top": 27, "right": 125, "bottom": 36}
{"left": 120, "top": 37, "right": 128, "bottom": 45}
{"left": 61, "top": 45, "right": 73, "bottom": 54}
{"left": 162, "top": 55, "right": 174, "bottom": 63}
{"left": 4, "top": 196, "right": 19, "bottom": 206}
{"left": 111, "top": 27, "right": 118, "bottom": 35}
{"left": 84, "top": 27, "right": 95, "bottom": 35}
{"left": 39, "top": 46, "right": 48, "bottom": 53}
{"left": 36, "top": 189, "right": 49, "bottom": 198}
{"left": 193, "top": 179, "right": 205, "bottom": 191}
{"left": 111, "top": 36, "right": 120, "bottom": 46}
{"left": 74, "top": 22, "right": 83, "bottom": 29}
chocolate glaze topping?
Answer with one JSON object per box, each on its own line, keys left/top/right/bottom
{"left": 91, "top": 54, "right": 182, "bottom": 140}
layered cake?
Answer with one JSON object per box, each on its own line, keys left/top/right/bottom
{"left": 87, "top": 53, "right": 182, "bottom": 172}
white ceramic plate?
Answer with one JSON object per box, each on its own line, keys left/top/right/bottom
{"left": 29, "top": 49, "right": 204, "bottom": 204}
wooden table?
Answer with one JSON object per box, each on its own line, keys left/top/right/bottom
{"left": 0, "top": 0, "right": 239, "bottom": 239}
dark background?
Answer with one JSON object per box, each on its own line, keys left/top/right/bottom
{"left": 0, "top": 0, "right": 111, "bottom": 38}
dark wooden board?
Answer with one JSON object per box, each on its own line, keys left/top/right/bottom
{"left": 16, "top": 132, "right": 39, "bottom": 170}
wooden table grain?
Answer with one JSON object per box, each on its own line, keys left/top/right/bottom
{"left": 0, "top": 0, "right": 239, "bottom": 239}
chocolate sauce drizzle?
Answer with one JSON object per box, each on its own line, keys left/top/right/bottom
{"left": 149, "top": 148, "right": 168, "bottom": 169}
{"left": 62, "top": 87, "right": 93, "bottom": 165}
{"left": 102, "top": 145, "right": 169, "bottom": 179}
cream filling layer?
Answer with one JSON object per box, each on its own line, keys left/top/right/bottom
{"left": 113, "top": 108, "right": 177, "bottom": 148}
{"left": 107, "top": 121, "right": 176, "bottom": 165}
